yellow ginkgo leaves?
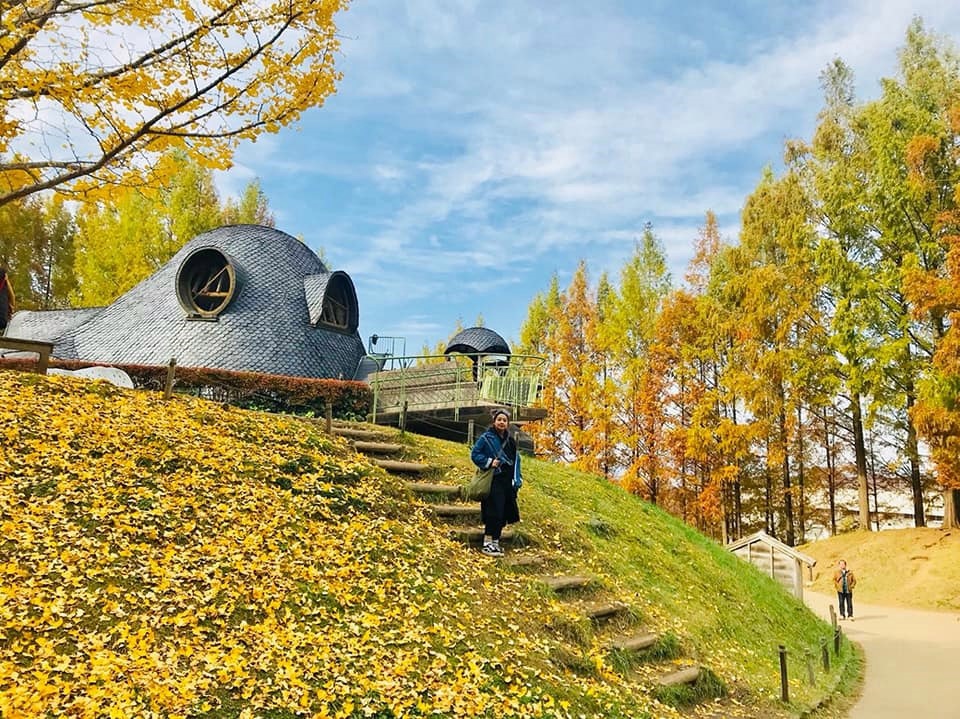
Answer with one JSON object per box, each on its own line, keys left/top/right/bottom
{"left": 0, "top": 372, "right": 670, "bottom": 718}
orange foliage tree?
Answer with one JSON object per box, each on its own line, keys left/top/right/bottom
{"left": 904, "top": 104, "right": 960, "bottom": 527}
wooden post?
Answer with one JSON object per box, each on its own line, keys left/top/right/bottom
{"left": 805, "top": 653, "right": 815, "bottom": 685}
{"left": 36, "top": 346, "right": 50, "bottom": 375}
{"left": 829, "top": 604, "right": 837, "bottom": 629}
{"left": 0, "top": 337, "right": 54, "bottom": 374}
{"left": 467, "top": 419, "right": 475, "bottom": 446}
{"left": 325, "top": 402, "right": 333, "bottom": 434}
{"left": 164, "top": 358, "right": 176, "bottom": 400}
{"left": 778, "top": 645, "right": 789, "bottom": 703}
{"left": 834, "top": 627, "right": 841, "bottom": 655}
{"left": 399, "top": 400, "right": 407, "bottom": 436}
{"left": 821, "top": 639, "right": 830, "bottom": 671}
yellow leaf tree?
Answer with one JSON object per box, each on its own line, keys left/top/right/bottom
{"left": 0, "top": 0, "right": 348, "bottom": 205}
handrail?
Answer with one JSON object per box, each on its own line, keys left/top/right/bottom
{"left": 365, "top": 352, "right": 545, "bottom": 422}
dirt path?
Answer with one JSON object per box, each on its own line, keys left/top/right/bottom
{"left": 804, "top": 590, "right": 960, "bottom": 718}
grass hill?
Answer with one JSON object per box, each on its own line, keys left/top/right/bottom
{"left": 800, "top": 528, "right": 960, "bottom": 612}
{"left": 0, "top": 372, "right": 857, "bottom": 718}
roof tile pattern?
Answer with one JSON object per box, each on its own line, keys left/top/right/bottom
{"left": 444, "top": 326, "right": 511, "bottom": 356}
{"left": 7, "top": 307, "right": 104, "bottom": 343}
{"left": 23, "top": 225, "right": 365, "bottom": 379}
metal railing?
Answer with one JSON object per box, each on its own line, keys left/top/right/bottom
{"left": 366, "top": 352, "right": 545, "bottom": 422}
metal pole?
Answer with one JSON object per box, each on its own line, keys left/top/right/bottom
{"left": 778, "top": 645, "right": 789, "bottom": 703}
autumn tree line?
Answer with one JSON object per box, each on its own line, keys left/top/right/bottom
{"left": 3, "top": 4, "right": 960, "bottom": 545}
{"left": 515, "top": 20, "right": 960, "bottom": 542}
{"left": 0, "top": 153, "right": 274, "bottom": 311}
{"left": 1, "top": 0, "right": 345, "bottom": 305}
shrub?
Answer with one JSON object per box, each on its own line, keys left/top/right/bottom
{"left": 0, "top": 358, "right": 372, "bottom": 419}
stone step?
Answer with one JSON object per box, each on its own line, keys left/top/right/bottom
{"left": 610, "top": 631, "right": 658, "bottom": 652}
{"left": 372, "top": 458, "right": 429, "bottom": 474}
{"left": 538, "top": 575, "right": 593, "bottom": 592}
{"left": 581, "top": 601, "right": 629, "bottom": 621}
{"left": 352, "top": 441, "right": 404, "bottom": 455}
{"left": 503, "top": 553, "right": 548, "bottom": 569}
{"left": 658, "top": 665, "right": 700, "bottom": 687}
{"left": 334, "top": 427, "right": 387, "bottom": 441}
{"left": 451, "top": 526, "right": 516, "bottom": 545}
{"left": 406, "top": 482, "right": 461, "bottom": 498}
{"left": 429, "top": 504, "right": 481, "bottom": 517}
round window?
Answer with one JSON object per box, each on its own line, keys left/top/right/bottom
{"left": 176, "top": 248, "right": 237, "bottom": 318}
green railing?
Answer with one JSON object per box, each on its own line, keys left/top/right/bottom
{"left": 366, "top": 352, "right": 545, "bottom": 422}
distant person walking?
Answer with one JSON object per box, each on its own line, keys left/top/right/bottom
{"left": 834, "top": 559, "right": 857, "bottom": 621}
{"left": 470, "top": 408, "right": 522, "bottom": 557}
{"left": 0, "top": 268, "right": 14, "bottom": 333}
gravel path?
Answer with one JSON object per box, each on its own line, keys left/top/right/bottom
{"left": 804, "top": 590, "right": 960, "bottom": 719}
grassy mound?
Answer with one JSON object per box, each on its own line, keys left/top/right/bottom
{"left": 0, "top": 372, "right": 854, "bottom": 718}
{"left": 800, "top": 528, "right": 960, "bottom": 611}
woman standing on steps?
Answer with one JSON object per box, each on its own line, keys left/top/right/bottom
{"left": 471, "top": 408, "right": 522, "bottom": 557}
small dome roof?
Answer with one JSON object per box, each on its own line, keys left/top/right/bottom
{"left": 444, "top": 326, "right": 510, "bottom": 356}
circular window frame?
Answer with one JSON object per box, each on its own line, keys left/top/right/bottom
{"left": 176, "top": 247, "right": 237, "bottom": 318}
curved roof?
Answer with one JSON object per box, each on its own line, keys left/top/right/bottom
{"left": 444, "top": 326, "right": 510, "bottom": 356}
{"left": 7, "top": 307, "right": 104, "bottom": 343}
{"left": 38, "top": 225, "right": 364, "bottom": 380}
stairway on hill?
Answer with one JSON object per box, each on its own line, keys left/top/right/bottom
{"left": 331, "top": 420, "right": 726, "bottom": 712}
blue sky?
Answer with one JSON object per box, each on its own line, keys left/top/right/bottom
{"left": 216, "top": 1, "right": 960, "bottom": 357}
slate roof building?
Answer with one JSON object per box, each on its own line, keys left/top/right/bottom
{"left": 6, "top": 225, "right": 365, "bottom": 380}
{"left": 444, "top": 327, "right": 511, "bottom": 357}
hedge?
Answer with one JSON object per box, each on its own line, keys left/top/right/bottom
{"left": 0, "top": 358, "right": 372, "bottom": 420}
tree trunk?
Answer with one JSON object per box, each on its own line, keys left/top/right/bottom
{"left": 824, "top": 412, "right": 837, "bottom": 536}
{"left": 731, "top": 398, "right": 743, "bottom": 539}
{"left": 905, "top": 391, "right": 926, "bottom": 527}
{"left": 944, "top": 489, "right": 960, "bottom": 529}
{"left": 734, "top": 479, "right": 743, "bottom": 539}
{"left": 765, "top": 466, "right": 774, "bottom": 536}
{"left": 780, "top": 407, "right": 795, "bottom": 546}
{"left": 868, "top": 431, "right": 880, "bottom": 531}
{"left": 796, "top": 404, "right": 806, "bottom": 544}
{"left": 851, "top": 391, "right": 871, "bottom": 530}
{"left": 720, "top": 480, "right": 729, "bottom": 545}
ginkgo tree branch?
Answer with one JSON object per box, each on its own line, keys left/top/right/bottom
{"left": 0, "top": 0, "right": 348, "bottom": 206}
{"left": 1, "top": 1, "right": 248, "bottom": 101}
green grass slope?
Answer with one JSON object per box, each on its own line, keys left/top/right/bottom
{"left": 0, "top": 372, "right": 854, "bottom": 718}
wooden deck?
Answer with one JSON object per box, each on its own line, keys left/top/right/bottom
{"left": 366, "top": 355, "right": 546, "bottom": 437}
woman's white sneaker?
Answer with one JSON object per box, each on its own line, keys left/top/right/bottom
{"left": 481, "top": 542, "right": 503, "bottom": 557}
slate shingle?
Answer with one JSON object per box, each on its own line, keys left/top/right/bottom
{"left": 8, "top": 225, "right": 365, "bottom": 380}
{"left": 444, "top": 326, "right": 511, "bottom": 356}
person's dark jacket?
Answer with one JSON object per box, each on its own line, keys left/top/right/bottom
{"left": 471, "top": 426, "right": 522, "bottom": 527}
{"left": 0, "top": 273, "right": 14, "bottom": 331}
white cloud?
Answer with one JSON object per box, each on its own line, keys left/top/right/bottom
{"left": 221, "top": 0, "right": 960, "bottom": 348}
